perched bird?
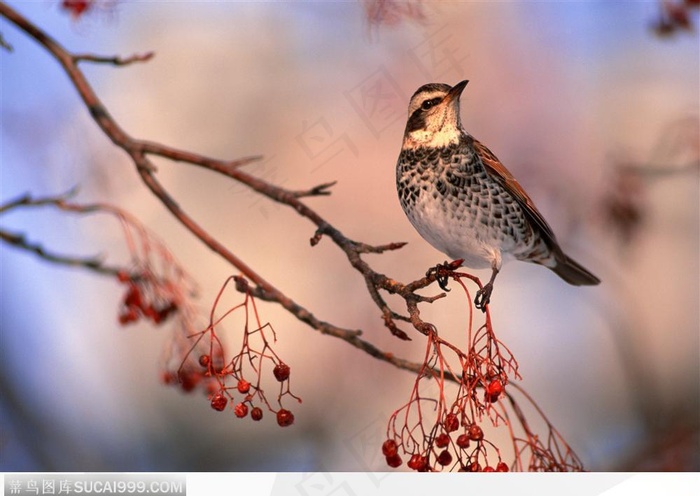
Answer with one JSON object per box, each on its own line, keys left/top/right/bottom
{"left": 396, "top": 80, "right": 600, "bottom": 309}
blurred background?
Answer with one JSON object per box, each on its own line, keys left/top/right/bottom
{"left": 1, "top": 0, "right": 698, "bottom": 472}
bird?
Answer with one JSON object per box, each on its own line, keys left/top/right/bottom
{"left": 395, "top": 80, "right": 600, "bottom": 310}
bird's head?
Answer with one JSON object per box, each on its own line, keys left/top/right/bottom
{"left": 402, "top": 80, "right": 468, "bottom": 150}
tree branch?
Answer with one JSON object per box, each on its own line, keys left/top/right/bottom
{"left": 0, "top": 0, "right": 450, "bottom": 370}
{"left": 0, "top": 228, "right": 118, "bottom": 276}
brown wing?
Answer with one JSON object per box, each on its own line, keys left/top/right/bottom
{"left": 471, "top": 138, "right": 558, "bottom": 245}
{"left": 472, "top": 138, "right": 601, "bottom": 286}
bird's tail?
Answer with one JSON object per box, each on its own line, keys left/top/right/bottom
{"left": 551, "top": 254, "right": 600, "bottom": 286}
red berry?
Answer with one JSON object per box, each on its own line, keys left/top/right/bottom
{"left": 61, "top": 0, "right": 93, "bottom": 19}
{"left": 118, "top": 308, "right": 138, "bottom": 325}
{"left": 668, "top": 4, "right": 692, "bottom": 28}
{"left": 273, "top": 363, "right": 290, "bottom": 382}
{"left": 234, "top": 403, "right": 248, "bottom": 418}
{"left": 210, "top": 393, "right": 227, "bottom": 411}
{"left": 381, "top": 439, "right": 398, "bottom": 457}
{"left": 251, "top": 407, "right": 263, "bottom": 421}
{"left": 483, "top": 466, "right": 495, "bottom": 472}
{"left": 437, "top": 450, "right": 453, "bottom": 466}
{"left": 435, "top": 433, "right": 450, "bottom": 448}
{"left": 156, "top": 302, "right": 177, "bottom": 322}
{"left": 144, "top": 305, "right": 161, "bottom": 323}
{"left": 161, "top": 371, "right": 177, "bottom": 385}
{"left": 443, "top": 413, "right": 459, "bottom": 432}
{"left": 124, "top": 284, "right": 142, "bottom": 309}
{"left": 237, "top": 379, "right": 251, "bottom": 394}
{"left": 177, "top": 370, "right": 201, "bottom": 393}
{"left": 468, "top": 423, "right": 484, "bottom": 441}
{"left": 456, "top": 434, "right": 470, "bottom": 449}
{"left": 468, "top": 461, "right": 481, "bottom": 472}
{"left": 496, "top": 461, "right": 509, "bottom": 472}
{"left": 386, "top": 454, "right": 402, "bottom": 468}
{"left": 198, "top": 355, "right": 211, "bottom": 367}
{"left": 407, "top": 454, "right": 428, "bottom": 471}
{"left": 486, "top": 379, "right": 504, "bottom": 402}
{"left": 117, "top": 271, "right": 130, "bottom": 283}
{"left": 276, "top": 408, "right": 295, "bottom": 427}
{"left": 408, "top": 453, "right": 430, "bottom": 472}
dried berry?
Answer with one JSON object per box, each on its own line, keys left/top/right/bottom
{"left": 234, "top": 402, "right": 248, "bottom": 418}
{"left": 382, "top": 439, "right": 398, "bottom": 457}
{"left": 198, "top": 355, "right": 211, "bottom": 368}
{"left": 61, "top": 0, "right": 93, "bottom": 19}
{"left": 210, "top": 393, "right": 227, "bottom": 412}
{"left": 385, "top": 453, "right": 402, "bottom": 468}
{"left": 407, "top": 454, "right": 428, "bottom": 471}
{"left": 177, "top": 370, "right": 201, "bottom": 393}
{"left": 456, "top": 434, "right": 470, "bottom": 449}
{"left": 486, "top": 379, "right": 504, "bottom": 402}
{"left": 161, "top": 371, "right": 177, "bottom": 385}
{"left": 237, "top": 378, "right": 251, "bottom": 394}
{"left": 276, "top": 408, "right": 294, "bottom": 427}
{"left": 468, "top": 423, "right": 484, "bottom": 441}
{"left": 443, "top": 413, "right": 459, "bottom": 432}
{"left": 251, "top": 407, "right": 263, "bottom": 421}
{"left": 123, "top": 284, "right": 142, "bottom": 309}
{"left": 273, "top": 363, "right": 290, "bottom": 382}
{"left": 118, "top": 308, "right": 138, "bottom": 325}
{"left": 435, "top": 433, "right": 450, "bottom": 448}
{"left": 437, "top": 450, "right": 453, "bottom": 466}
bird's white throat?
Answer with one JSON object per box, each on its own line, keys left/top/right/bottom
{"left": 403, "top": 123, "right": 462, "bottom": 150}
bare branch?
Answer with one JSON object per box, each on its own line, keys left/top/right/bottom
{"left": 0, "top": 228, "right": 119, "bottom": 276}
{"left": 0, "top": 31, "right": 12, "bottom": 51}
{"left": 73, "top": 51, "right": 155, "bottom": 66}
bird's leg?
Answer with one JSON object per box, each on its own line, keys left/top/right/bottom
{"left": 474, "top": 264, "right": 499, "bottom": 312}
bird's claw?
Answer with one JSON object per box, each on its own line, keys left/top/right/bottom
{"left": 474, "top": 282, "right": 493, "bottom": 312}
{"left": 426, "top": 259, "right": 464, "bottom": 291}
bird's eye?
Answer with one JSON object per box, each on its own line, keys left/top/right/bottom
{"left": 421, "top": 97, "right": 441, "bottom": 111}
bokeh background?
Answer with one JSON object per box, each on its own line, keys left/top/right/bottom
{"left": 1, "top": 0, "right": 698, "bottom": 472}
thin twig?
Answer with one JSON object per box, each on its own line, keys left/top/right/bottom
{"left": 0, "top": 228, "right": 121, "bottom": 277}
{"left": 73, "top": 51, "right": 155, "bottom": 66}
{"left": 0, "top": 31, "right": 12, "bottom": 51}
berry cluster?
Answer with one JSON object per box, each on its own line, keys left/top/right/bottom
{"left": 161, "top": 355, "right": 297, "bottom": 428}
{"left": 383, "top": 332, "right": 513, "bottom": 471}
{"left": 381, "top": 270, "right": 523, "bottom": 471}
{"left": 383, "top": 437, "right": 510, "bottom": 472}
{"left": 202, "top": 357, "right": 296, "bottom": 427}
{"left": 116, "top": 271, "right": 178, "bottom": 325}
{"left": 380, "top": 269, "right": 584, "bottom": 472}
{"left": 60, "top": 0, "right": 94, "bottom": 19}
{"left": 651, "top": 0, "right": 699, "bottom": 36}
{"left": 167, "top": 276, "right": 300, "bottom": 428}
{"left": 383, "top": 401, "right": 510, "bottom": 471}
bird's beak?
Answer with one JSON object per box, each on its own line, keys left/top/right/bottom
{"left": 443, "top": 80, "right": 469, "bottom": 105}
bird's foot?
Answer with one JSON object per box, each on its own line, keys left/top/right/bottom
{"left": 474, "top": 282, "right": 493, "bottom": 312}
{"left": 426, "top": 259, "right": 464, "bottom": 291}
